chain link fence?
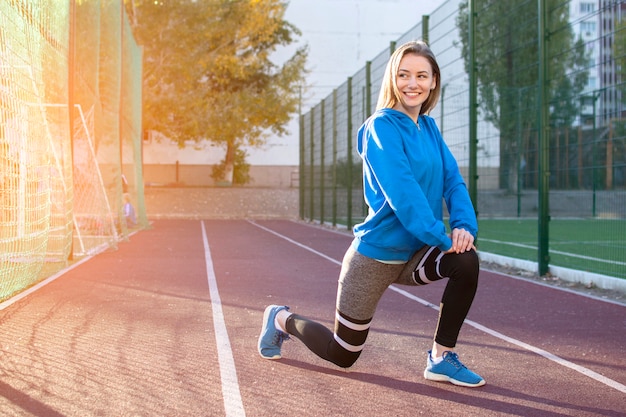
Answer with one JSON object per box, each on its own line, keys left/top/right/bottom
{"left": 0, "top": 1, "right": 147, "bottom": 301}
{"left": 300, "top": 0, "right": 626, "bottom": 281}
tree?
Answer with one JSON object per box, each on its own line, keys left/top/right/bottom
{"left": 614, "top": 17, "right": 626, "bottom": 130}
{"left": 611, "top": 16, "right": 626, "bottom": 184}
{"left": 616, "top": 18, "right": 626, "bottom": 99}
{"left": 456, "top": 0, "right": 588, "bottom": 190}
{"left": 125, "top": 0, "right": 308, "bottom": 183}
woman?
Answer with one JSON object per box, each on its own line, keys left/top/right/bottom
{"left": 258, "top": 40, "right": 485, "bottom": 388}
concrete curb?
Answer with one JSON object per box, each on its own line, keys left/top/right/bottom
{"left": 478, "top": 251, "right": 626, "bottom": 294}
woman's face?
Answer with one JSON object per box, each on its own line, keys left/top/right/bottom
{"left": 392, "top": 53, "right": 436, "bottom": 119}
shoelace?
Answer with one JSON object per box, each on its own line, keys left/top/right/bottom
{"left": 443, "top": 352, "right": 467, "bottom": 369}
{"left": 272, "top": 330, "right": 290, "bottom": 346}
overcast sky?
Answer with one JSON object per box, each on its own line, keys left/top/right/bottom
{"left": 281, "top": 0, "right": 447, "bottom": 109}
{"left": 250, "top": 0, "right": 448, "bottom": 165}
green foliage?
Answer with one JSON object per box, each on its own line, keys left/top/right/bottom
{"left": 211, "top": 147, "right": 251, "bottom": 185}
{"left": 335, "top": 158, "right": 362, "bottom": 188}
{"left": 456, "top": 0, "right": 590, "bottom": 190}
{"left": 616, "top": 19, "right": 626, "bottom": 87}
{"left": 125, "top": 0, "right": 308, "bottom": 172}
{"left": 614, "top": 18, "right": 626, "bottom": 136}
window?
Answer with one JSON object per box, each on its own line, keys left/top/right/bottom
{"left": 580, "top": 2, "right": 595, "bottom": 13}
{"left": 581, "top": 21, "right": 597, "bottom": 33}
{"left": 587, "top": 77, "right": 597, "bottom": 89}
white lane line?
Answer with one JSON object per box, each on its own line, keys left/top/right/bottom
{"left": 479, "top": 238, "right": 626, "bottom": 266}
{"left": 389, "top": 286, "right": 626, "bottom": 394}
{"left": 249, "top": 220, "right": 626, "bottom": 394}
{"left": 464, "top": 318, "right": 626, "bottom": 393}
{"left": 201, "top": 221, "right": 246, "bottom": 417}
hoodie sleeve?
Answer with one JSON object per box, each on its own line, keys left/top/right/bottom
{"left": 434, "top": 123, "right": 478, "bottom": 238}
{"left": 360, "top": 116, "right": 453, "bottom": 251}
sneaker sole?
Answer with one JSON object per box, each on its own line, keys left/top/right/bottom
{"left": 423, "top": 369, "right": 486, "bottom": 388}
{"left": 258, "top": 305, "right": 281, "bottom": 360}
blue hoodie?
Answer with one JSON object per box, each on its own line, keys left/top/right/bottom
{"left": 352, "top": 108, "right": 477, "bottom": 262}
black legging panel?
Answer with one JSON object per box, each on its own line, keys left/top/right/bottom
{"left": 284, "top": 246, "right": 479, "bottom": 367}
{"left": 431, "top": 250, "right": 479, "bottom": 347}
{"left": 285, "top": 312, "right": 368, "bottom": 368}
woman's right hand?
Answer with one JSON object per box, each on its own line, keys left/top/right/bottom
{"left": 445, "top": 228, "right": 476, "bottom": 254}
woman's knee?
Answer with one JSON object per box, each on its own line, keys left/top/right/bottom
{"left": 445, "top": 250, "right": 479, "bottom": 284}
{"left": 458, "top": 249, "right": 479, "bottom": 274}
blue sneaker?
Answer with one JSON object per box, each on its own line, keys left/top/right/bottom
{"left": 424, "top": 350, "right": 485, "bottom": 387}
{"left": 258, "top": 305, "right": 290, "bottom": 360}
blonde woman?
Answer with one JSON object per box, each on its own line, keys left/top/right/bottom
{"left": 259, "top": 40, "right": 484, "bottom": 388}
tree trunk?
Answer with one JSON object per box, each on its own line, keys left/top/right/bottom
{"left": 222, "top": 142, "right": 235, "bottom": 185}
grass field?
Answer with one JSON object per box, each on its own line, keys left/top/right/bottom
{"left": 321, "top": 215, "right": 626, "bottom": 280}
{"left": 478, "top": 218, "right": 626, "bottom": 279}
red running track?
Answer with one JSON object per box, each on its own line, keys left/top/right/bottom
{"left": 0, "top": 219, "right": 624, "bottom": 417}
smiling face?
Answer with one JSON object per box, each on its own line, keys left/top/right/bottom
{"left": 392, "top": 53, "right": 437, "bottom": 121}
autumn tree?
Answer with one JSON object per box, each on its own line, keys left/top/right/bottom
{"left": 125, "top": 0, "right": 308, "bottom": 183}
{"left": 456, "top": 0, "right": 588, "bottom": 190}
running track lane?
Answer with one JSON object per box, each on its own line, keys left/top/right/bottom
{"left": 0, "top": 219, "right": 624, "bottom": 416}
{"left": 207, "top": 219, "right": 625, "bottom": 417}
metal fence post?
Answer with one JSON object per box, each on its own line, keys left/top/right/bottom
{"left": 320, "top": 100, "right": 326, "bottom": 224}
{"left": 68, "top": 0, "right": 76, "bottom": 260}
{"left": 537, "top": 0, "right": 550, "bottom": 275}
{"left": 468, "top": 0, "right": 478, "bottom": 214}
{"left": 299, "top": 114, "right": 305, "bottom": 219}
{"left": 332, "top": 89, "right": 338, "bottom": 226}
{"left": 347, "top": 77, "right": 353, "bottom": 229}
{"left": 366, "top": 61, "right": 372, "bottom": 117}
{"left": 309, "top": 108, "right": 315, "bottom": 221}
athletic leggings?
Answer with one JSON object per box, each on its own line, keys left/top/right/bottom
{"left": 285, "top": 245, "right": 479, "bottom": 368}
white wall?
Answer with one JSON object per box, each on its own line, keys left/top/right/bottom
{"left": 142, "top": 136, "right": 223, "bottom": 165}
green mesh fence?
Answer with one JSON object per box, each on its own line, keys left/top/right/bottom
{"left": 0, "top": 1, "right": 146, "bottom": 302}
{"left": 300, "top": 0, "right": 626, "bottom": 281}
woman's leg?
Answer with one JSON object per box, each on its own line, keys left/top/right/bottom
{"left": 432, "top": 250, "right": 479, "bottom": 348}
{"left": 282, "top": 246, "right": 403, "bottom": 368}
{"left": 395, "top": 247, "right": 484, "bottom": 387}
{"left": 396, "top": 247, "right": 479, "bottom": 348}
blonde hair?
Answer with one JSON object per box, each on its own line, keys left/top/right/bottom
{"left": 376, "top": 40, "right": 441, "bottom": 115}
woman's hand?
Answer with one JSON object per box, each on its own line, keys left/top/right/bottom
{"left": 446, "top": 228, "right": 476, "bottom": 254}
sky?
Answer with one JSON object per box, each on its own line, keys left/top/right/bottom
{"left": 144, "top": 0, "right": 450, "bottom": 166}
{"left": 246, "top": 0, "right": 448, "bottom": 165}
{"left": 280, "top": 0, "right": 448, "bottom": 111}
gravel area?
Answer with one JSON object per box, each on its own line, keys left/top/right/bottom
{"left": 144, "top": 186, "right": 299, "bottom": 219}
{"left": 143, "top": 186, "right": 625, "bottom": 305}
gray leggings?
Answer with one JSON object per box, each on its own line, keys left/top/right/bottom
{"left": 285, "top": 245, "right": 479, "bottom": 368}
